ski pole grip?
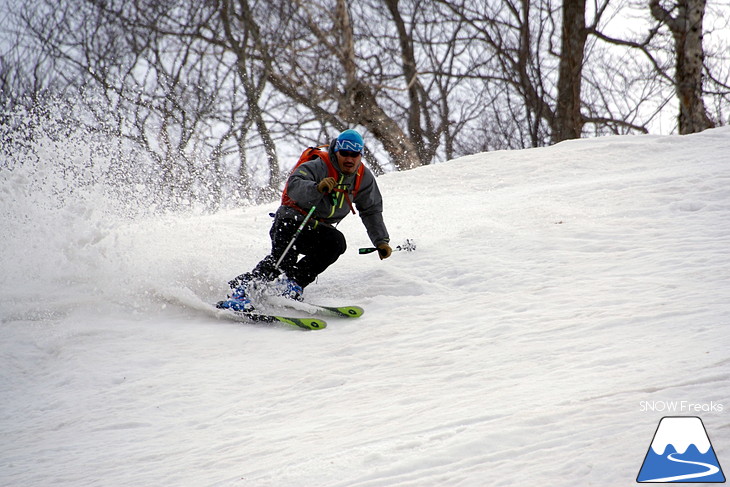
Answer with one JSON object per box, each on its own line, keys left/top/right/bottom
{"left": 360, "top": 239, "right": 416, "bottom": 255}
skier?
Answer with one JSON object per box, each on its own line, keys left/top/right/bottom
{"left": 219, "top": 129, "right": 392, "bottom": 312}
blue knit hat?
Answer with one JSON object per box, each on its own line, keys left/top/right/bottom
{"left": 335, "top": 129, "right": 364, "bottom": 153}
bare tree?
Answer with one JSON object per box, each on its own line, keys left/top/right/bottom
{"left": 232, "top": 0, "right": 423, "bottom": 170}
{"left": 554, "top": 0, "right": 589, "bottom": 142}
{"left": 650, "top": 0, "right": 715, "bottom": 133}
{"left": 337, "top": 0, "right": 421, "bottom": 169}
{"left": 450, "top": 0, "right": 662, "bottom": 147}
{"left": 6, "top": 0, "right": 725, "bottom": 209}
{"left": 205, "top": 0, "right": 283, "bottom": 200}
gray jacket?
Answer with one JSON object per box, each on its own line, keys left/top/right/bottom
{"left": 278, "top": 140, "right": 390, "bottom": 246}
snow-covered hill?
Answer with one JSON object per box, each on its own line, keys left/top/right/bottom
{"left": 2, "top": 128, "right": 729, "bottom": 486}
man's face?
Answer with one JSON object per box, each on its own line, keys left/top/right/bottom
{"left": 336, "top": 150, "right": 362, "bottom": 175}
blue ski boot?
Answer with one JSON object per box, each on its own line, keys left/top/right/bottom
{"left": 217, "top": 285, "right": 255, "bottom": 312}
{"left": 273, "top": 278, "right": 304, "bottom": 301}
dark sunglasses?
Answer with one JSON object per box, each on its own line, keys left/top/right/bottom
{"left": 338, "top": 150, "right": 361, "bottom": 158}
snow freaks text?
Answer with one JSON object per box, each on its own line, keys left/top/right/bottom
{"left": 639, "top": 401, "right": 724, "bottom": 413}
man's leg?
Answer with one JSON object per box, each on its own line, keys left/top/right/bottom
{"left": 288, "top": 223, "right": 347, "bottom": 288}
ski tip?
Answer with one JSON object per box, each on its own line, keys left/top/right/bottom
{"left": 341, "top": 306, "right": 364, "bottom": 318}
{"left": 312, "top": 305, "right": 363, "bottom": 318}
{"left": 277, "top": 316, "right": 327, "bottom": 330}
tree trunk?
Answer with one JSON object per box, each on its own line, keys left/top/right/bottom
{"left": 383, "top": 0, "right": 426, "bottom": 162}
{"left": 650, "top": 0, "right": 714, "bottom": 134}
{"left": 554, "top": 0, "right": 587, "bottom": 142}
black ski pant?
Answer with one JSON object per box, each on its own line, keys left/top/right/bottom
{"left": 231, "top": 212, "right": 346, "bottom": 290}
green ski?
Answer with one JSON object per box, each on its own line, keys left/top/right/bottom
{"left": 309, "top": 304, "right": 364, "bottom": 318}
{"left": 271, "top": 299, "right": 364, "bottom": 319}
{"left": 217, "top": 306, "right": 327, "bottom": 330}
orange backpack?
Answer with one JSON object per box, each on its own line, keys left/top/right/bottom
{"left": 281, "top": 145, "right": 364, "bottom": 215}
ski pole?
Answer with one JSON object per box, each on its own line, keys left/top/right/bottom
{"left": 275, "top": 205, "right": 317, "bottom": 270}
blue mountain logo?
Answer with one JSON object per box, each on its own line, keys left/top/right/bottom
{"left": 637, "top": 416, "right": 725, "bottom": 483}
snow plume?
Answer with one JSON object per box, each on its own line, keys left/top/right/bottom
{"left": 0, "top": 97, "right": 185, "bottom": 322}
{"left": 1, "top": 96, "right": 165, "bottom": 215}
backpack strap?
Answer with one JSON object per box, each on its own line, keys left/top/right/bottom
{"left": 329, "top": 163, "right": 363, "bottom": 214}
{"left": 281, "top": 145, "right": 363, "bottom": 216}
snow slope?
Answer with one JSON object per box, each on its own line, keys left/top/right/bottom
{"left": 2, "top": 128, "right": 729, "bottom": 486}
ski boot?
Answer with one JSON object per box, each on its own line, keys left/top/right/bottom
{"left": 273, "top": 278, "right": 304, "bottom": 301}
{"left": 217, "top": 285, "right": 255, "bottom": 312}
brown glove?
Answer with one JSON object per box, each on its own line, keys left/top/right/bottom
{"left": 377, "top": 242, "right": 392, "bottom": 260}
{"left": 317, "top": 177, "right": 337, "bottom": 194}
